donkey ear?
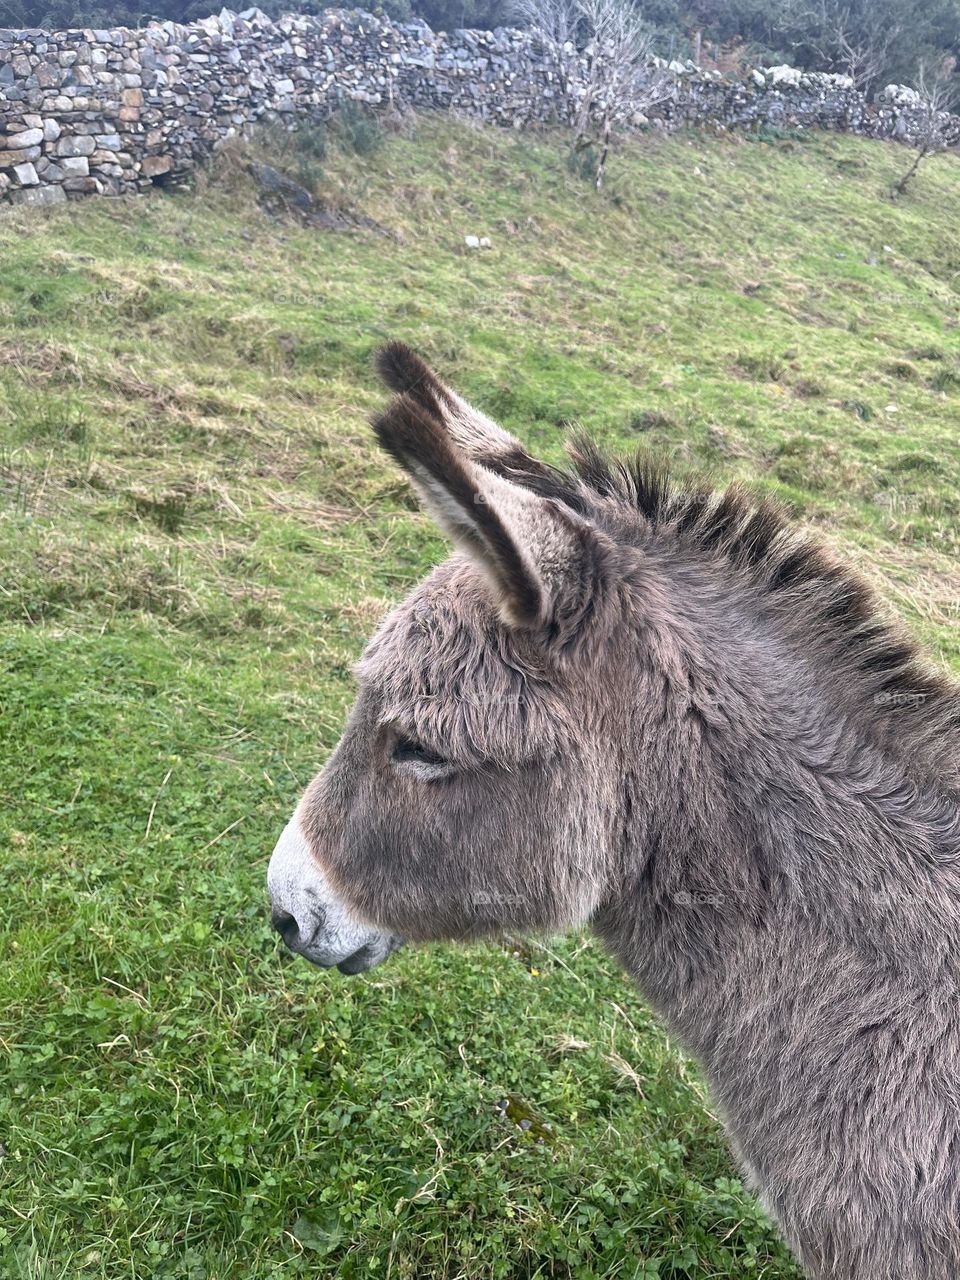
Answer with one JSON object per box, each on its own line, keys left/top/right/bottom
{"left": 372, "top": 393, "right": 592, "bottom": 629}
{"left": 375, "top": 342, "right": 543, "bottom": 478}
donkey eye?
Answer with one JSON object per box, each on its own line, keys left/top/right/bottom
{"left": 391, "top": 735, "right": 448, "bottom": 770}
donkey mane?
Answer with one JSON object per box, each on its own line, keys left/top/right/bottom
{"left": 487, "top": 432, "right": 960, "bottom": 789}
{"left": 373, "top": 340, "right": 958, "bottom": 786}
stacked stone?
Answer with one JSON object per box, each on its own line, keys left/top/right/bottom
{"left": 0, "top": 27, "right": 158, "bottom": 206}
{"left": 1, "top": 7, "right": 958, "bottom": 210}
{"left": 651, "top": 61, "right": 960, "bottom": 145}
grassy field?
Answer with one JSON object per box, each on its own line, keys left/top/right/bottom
{"left": 1, "top": 115, "right": 958, "bottom": 1279}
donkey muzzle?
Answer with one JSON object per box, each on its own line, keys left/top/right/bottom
{"left": 267, "top": 814, "right": 402, "bottom": 974}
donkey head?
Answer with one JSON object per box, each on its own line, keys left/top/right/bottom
{"left": 268, "top": 344, "right": 633, "bottom": 974}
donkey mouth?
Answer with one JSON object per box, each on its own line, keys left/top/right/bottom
{"left": 267, "top": 815, "right": 403, "bottom": 976}
{"left": 270, "top": 910, "right": 401, "bottom": 974}
{"left": 336, "top": 943, "right": 379, "bottom": 975}
{"left": 297, "top": 935, "right": 403, "bottom": 975}
{"left": 334, "top": 934, "right": 404, "bottom": 974}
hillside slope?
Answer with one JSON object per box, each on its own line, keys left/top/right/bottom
{"left": 0, "top": 119, "right": 958, "bottom": 1280}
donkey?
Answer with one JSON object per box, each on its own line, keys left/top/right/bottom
{"left": 268, "top": 342, "right": 960, "bottom": 1279}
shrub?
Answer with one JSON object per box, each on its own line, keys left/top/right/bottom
{"left": 330, "top": 99, "right": 385, "bottom": 157}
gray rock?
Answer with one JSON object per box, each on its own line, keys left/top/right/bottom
{"left": 140, "top": 153, "right": 173, "bottom": 177}
{"left": 60, "top": 155, "right": 90, "bottom": 175}
{"left": 249, "top": 158, "right": 313, "bottom": 211}
{"left": 63, "top": 175, "right": 100, "bottom": 192}
{"left": 7, "top": 127, "right": 45, "bottom": 147}
{"left": 0, "top": 145, "right": 41, "bottom": 164}
{"left": 56, "top": 134, "right": 96, "bottom": 156}
{"left": 10, "top": 182, "right": 67, "bottom": 205}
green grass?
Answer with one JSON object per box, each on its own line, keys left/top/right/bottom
{"left": 1, "top": 117, "right": 958, "bottom": 1279}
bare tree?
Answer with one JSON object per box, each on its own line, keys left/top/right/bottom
{"left": 517, "top": 0, "right": 672, "bottom": 190}
{"left": 513, "top": 0, "right": 581, "bottom": 106}
{"left": 892, "top": 62, "right": 958, "bottom": 197}
{"left": 514, "top": 0, "right": 580, "bottom": 52}
{"left": 780, "top": 0, "right": 903, "bottom": 93}
{"left": 831, "top": 8, "right": 902, "bottom": 89}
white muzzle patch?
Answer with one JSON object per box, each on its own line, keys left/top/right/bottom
{"left": 267, "top": 813, "right": 402, "bottom": 975}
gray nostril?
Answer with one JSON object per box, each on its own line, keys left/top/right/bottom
{"left": 271, "top": 910, "right": 300, "bottom": 948}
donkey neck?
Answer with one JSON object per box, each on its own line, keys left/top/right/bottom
{"left": 594, "top": 553, "right": 960, "bottom": 1020}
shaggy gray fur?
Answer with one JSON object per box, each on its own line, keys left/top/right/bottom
{"left": 292, "top": 344, "right": 960, "bottom": 1279}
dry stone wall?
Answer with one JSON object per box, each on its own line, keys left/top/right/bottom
{"left": 1, "top": 6, "right": 958, "bottom": 209}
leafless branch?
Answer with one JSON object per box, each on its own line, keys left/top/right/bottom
{"left": 779, "top": 0, "right": 903, "bottom": 92}
{"left": 892, "top": 60, "right": 958, "bottom": 196}
{"left": 521, "top": 0, "right": 670, "bottom": 189}
{"left": 513, "top": 0, "right": 579, "bottom": 50}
